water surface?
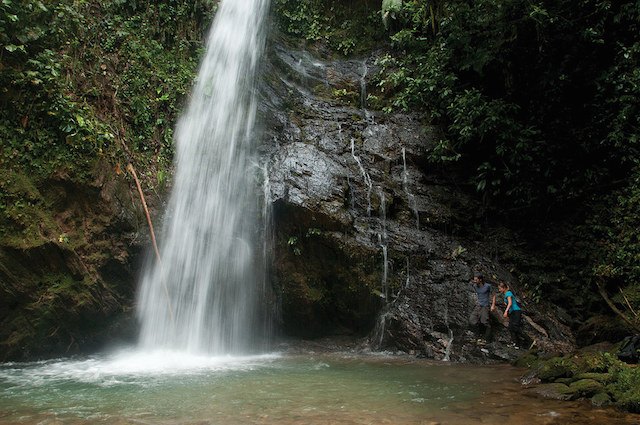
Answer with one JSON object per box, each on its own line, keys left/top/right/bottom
{"left": 0, "top": 351, "right": 637, "bottom": 425}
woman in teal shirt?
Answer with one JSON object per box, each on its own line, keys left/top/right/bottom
{"left": 492, "top": 282, "right": 525, "bottom": 348}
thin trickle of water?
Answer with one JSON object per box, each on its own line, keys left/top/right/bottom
{"left": 373, "top": 310, "right": 390, "bottom": 348}
{"left": 443, "top": 329, "right": 454, "bottom": 362}
{"left": 442, "top": 305, "right": 454, "bottom": 362}
{"left": 360, "top": 59, "right": 368, "bottom": 111}
{"left": 379, "top": 187, "right": 388, "bottom": 300}
{"left": 347, "top": 175, "right": 356, "bottom": 210}
{"left": 402, "top": 147, "right": 419, "bottom": 230}
{"left": 360, "top": 59, "right": 374, "bottom": 123}
{"left": 137, "top": 0, "right": 271, "bottom": 355}
{"left": 351, "top": 138, "right": 372, "bottom": 215}
{"left": 405, "top": 258, "right": 410, "bottom": 289}
{"left": 393, "top": 257, "right": 410, "bottom": 299}
{"left": 382, "top": 245, "right": 388, "bottom": 298}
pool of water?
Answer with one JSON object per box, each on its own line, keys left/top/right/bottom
{"left": 0, "top": 349, "right": 637, "bottom": 425}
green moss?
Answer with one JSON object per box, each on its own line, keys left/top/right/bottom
{"left": 574, "top": 372, "right": 612, "bottom": 383}
{"left": 512, "top": 352, "right": 539, "bottom": 368}
{"left": 574, "top": 352, "right": 615, "bottom": 374}
{"left": 529, "top": 383, "right": 574, "bottom": 401}
{"left": 0, "top": 170, "right": 59, "bottom": 249}
{"left": 536, "top": 357, "right": 578, "bottom": 382}
{"left": 609, "top": 364, "right": 640, "bottom": 413}
{"left": 569, "top": 379, "right": 604, "bottom": 398}
{"left": 591, "top": 392, "right": 612, "bottom": 407}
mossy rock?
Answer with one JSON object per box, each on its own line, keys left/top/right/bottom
{"left": 569, "top": 379, "right": 604, "bottom": 398}
{"left": 591, "top": 392, "right": 611, "bottom": 407}
{"left": 536, "top": 357, "right": 577, "bottom": 382}
{"left": 513, "top": 353, "right": 539, "bottom": 368}
{"left": 574, "top": 352, "right": 615, "bottom": 374}
{"left": 555, "top": 377, "right": 575, "bottom": 385}
{"left": 609, "top": 365, "right": 640, "bottom": 413}
{"left": 574, "top": 372, "right": 612, "bottom": 383}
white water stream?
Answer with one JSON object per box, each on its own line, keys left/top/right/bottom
{"left": 137, "top": 0, "right": 271, "bottom": 355}
{"left": 350, "top": 138, "right": 373, "bottom": 215}
{"left": 402, "top": 147, "right": 419, "bottom": 229}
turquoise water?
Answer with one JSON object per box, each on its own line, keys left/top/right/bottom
{"left": 0, "top": 350, "right": 636, "bottom": 424}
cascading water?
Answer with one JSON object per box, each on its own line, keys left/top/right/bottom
{"left": 351, "top": 138, "right": 373, "bottom": 215}
{"left": 137, "top": 0, "right": 271, "bottom": 355}
{"left": 359, "top": 59, "right": 374, "bottom": 123}
{"left": 378, "top": 187, "right": 389, "bottom": 300}
{"left": 402, "top": 147, "right": 419, "bottom": 230}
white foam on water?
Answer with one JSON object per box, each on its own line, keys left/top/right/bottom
{"left": 0, "top": 349, "right": 281, "bottom": 386}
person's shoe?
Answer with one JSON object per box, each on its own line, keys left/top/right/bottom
{"left": 476, "top": 338, "right": 486, "bottom": 345}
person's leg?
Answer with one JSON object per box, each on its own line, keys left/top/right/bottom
{"left": 508, "top": 310, "right": 523, "bottom": 346}
{"left": 469, "top": 306, "right": 480, "bottom": 328}
{"left": 480, "top": 306, "right": 491, "bottom": 341}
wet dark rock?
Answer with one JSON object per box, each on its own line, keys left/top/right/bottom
{"left": 260, "top": 39, "right": 575, "bottom": 362}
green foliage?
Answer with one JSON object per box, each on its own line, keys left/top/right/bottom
{"left": 0, "top": 0, "right": 214, "bottom": 230}
{"left": 610, "top": 365, "right": 640, "bottom": 412}
{"left": 274, "top": 0, "right": 326, "bottom": 41}
{"left": 273, "top": 0, "right": 385, "bottom": 56}
{"left": 287, "top": 235, "right": 301, "bottom": 255}
{"left": 370, "top": 0, "right": 640, "bottom": 320}
{"left": 374, "top": 0, "right": 640, "bottom": 209}
{"left": 1, "top": 0, "right": 214, "bottom": 178}
{"left": 591, "top": 168, "right": 640, "bottom": 327}
{"left": 1, "top": 2, "right": 114, "bottom": 179}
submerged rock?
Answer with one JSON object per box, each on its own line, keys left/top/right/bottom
{"left": 524, "top": 383, "right": 574, "bottom": 401}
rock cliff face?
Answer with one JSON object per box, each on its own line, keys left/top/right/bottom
{"left": 259, "top": 40, "right": 575, "bottom": 361}
{"left": 0, "top": 165, "right": 141, "bottom": 360}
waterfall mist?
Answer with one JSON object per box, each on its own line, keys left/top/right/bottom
{"left": 136, "top": 0, "right": 271, "bottom": 355}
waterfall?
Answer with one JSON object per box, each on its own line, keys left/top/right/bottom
{"left": 136, "top": 0, "right": 271, "bottom": 355}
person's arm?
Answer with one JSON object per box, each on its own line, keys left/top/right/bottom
{"left": 491, "top": 293, "right": 496, "bottom": 311}
{"left": 504, "top": 295, "right": 512, "bottom": 318}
